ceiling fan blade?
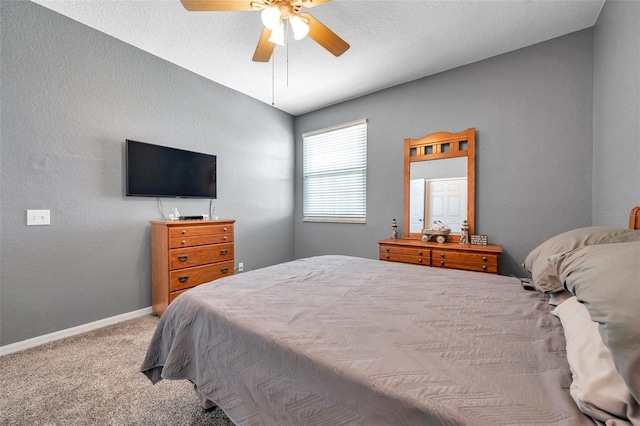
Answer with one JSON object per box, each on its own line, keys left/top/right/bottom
{"left": 253, "top": 28, "right": 276, "bottom": 62}
{"left": 294, "top": 0, "right": 332, "bottom": 8}
{"left": 180, "top": 0, "right": 258, "bottom": 11}
{"left": 299, "top": 12, "right": 349, "bottom": 57}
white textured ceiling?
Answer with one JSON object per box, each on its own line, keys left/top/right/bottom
{"left": 32, "top": 0, "right": 604, "bottom": 116}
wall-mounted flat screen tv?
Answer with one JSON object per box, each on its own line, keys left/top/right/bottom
{"left": 126, "top": 139, "right": 217, "bottom": 199}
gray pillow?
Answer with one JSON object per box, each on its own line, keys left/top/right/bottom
{"left": 550, "top": 241, "right": 640, "bottom": 405}
{"left": 523, "top": 227, "right": 640, "bottom": 293}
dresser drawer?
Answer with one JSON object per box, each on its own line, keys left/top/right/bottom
{"left": 380, "top": 252, "right": 430, "bottom": 265}
{"left": 432, "top": 250, "right": 498, "bottom": 265}
{"left": 432, "top": 258, "right": 498, "bottom": 273}
{"left": 379, "top": 244, "right": 430, "bottom": 265}
{"left": 169, "top": 288, "right": 187, "bottom": 303}
{"left": 170, "top": 243, "right": 234, "bottom": 270}
{"left": 380, "top": 245, "right": 430, "bottom": 257}
{"left": 378, "top": 238, "right": 502, "bottom": 275}
{"left": 170, "top": 233, "right": 233, "bottom": 248}
{"left": 169, "top": 260, "right": 234, "bottom": 292}
{"left": 169, "top": 224, "right": 233, "bottom": 239}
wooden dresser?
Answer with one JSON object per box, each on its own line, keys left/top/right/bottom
{"left": 378, "top": 238, "right": 502, "bottom": 274}
{"left": 150, "top": 219, "right": 235, "bottom": 316}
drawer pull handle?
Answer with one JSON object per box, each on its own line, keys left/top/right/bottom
{"left": 418, "top": 258, "right": 422, "bottom": 263}
{"left": 418, "top": 251, "right": 422, "bottom": 255}
{"left": 178, "top": 275, "right": 189, "bottom": 283}
{"left": 482, "top": 265, "right": 487, "bottom": 270}
{"left": 181, "top": 230, "right": 186, "bottom": 235}
{"left": 385, "top": 248, "right": 390, "bottom": 252}
{"left": 223, "top": 227, "right": 227, "bottom": 232}
{"left": 220, "top": 267, "right": 229, "bottom": 273}
{"left": 385, "top": 255, "right": 389, "bottom": 259}
{"left": 223, "top": 236, "right": 227, "bottom": 241}
{"left": 440, "top": 260, "right": 445, "bottom": 265}
{"left": 482, "top": 256, "right": 487, "bottom": 261}
{"left": 181, "top": 240, "right": 186, "bottom": 245}
{"left": 220, "top": 249, "right": 229, "bottom": 255}
{"left": 178, "top": 254, "right": 189, "bottom": 262}
{"left": 440, "top": 253, "right": 445, "bottom": 258}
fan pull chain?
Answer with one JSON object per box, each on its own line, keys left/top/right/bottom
{"left": 271, "top": 19, "right": 293, "bottom": 105}
{"left": 286, "top": 19, "right": 289, "bottom": 88}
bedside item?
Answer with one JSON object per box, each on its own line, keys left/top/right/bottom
{"left": 470, "top": 234, "right": 488, "bottom": 245}
{"left": 150, "top": 219, "right": 235, "bottom": 316}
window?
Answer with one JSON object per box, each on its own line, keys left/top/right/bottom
{"left": 303, "top": 119, "right": 367, "bottom": 223}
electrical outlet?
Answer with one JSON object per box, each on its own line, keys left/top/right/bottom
{"left": 27, "top": 209, "right": 50, "bottom": 226}
{"left": 238, "top": 262, "right": 244, "bottom": 272}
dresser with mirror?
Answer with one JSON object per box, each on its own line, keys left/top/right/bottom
{"left": 379, "top": 128, "right": 502, "bottom": 274}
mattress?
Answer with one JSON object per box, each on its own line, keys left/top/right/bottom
{"left": 141, "top": 255, "right": 593, "bottom": 425}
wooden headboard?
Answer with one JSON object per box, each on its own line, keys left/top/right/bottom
{"left": 631, "top": 206, "right": 640, "bottom": 229}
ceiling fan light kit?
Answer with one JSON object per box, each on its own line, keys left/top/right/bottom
{"left": 180, "top": 0, "right": 349, "bottom": 62}
{"left": 260, "top": 6, "right": 281, "bottom": 30}
{"left": 261, "top": 5, "right": 307, "bottom": 44}
{"left": 289, "top": 14, "right": 310, "bottom": 40}
{"left": 268, "top": 24, "right": 285, "bottom": 46}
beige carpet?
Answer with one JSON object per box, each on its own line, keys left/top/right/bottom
{"left": 0, "top": 315, "right": 234, "bottom": 425}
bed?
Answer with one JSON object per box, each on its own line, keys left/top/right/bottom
{"left": 141, "top": 207, "right": 640, "bottom": 425}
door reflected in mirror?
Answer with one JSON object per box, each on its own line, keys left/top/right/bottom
{"left": 410, "top": 157, "right": 467, "bottom": 233}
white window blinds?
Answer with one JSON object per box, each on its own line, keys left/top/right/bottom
{"left": 303, "top": 119, "right": 367, "bottom": 223}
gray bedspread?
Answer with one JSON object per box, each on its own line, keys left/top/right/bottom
{"left": 141, "top": 255, "right": 593, "bottom": 425}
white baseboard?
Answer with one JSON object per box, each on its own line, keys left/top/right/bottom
{"left": 0, "top": 307, "right": 153, "bottom": 357}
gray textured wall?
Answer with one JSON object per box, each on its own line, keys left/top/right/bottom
{"left": 0, "top": 2, "right": 294, "bottom": 346}
{"left": 592, "top": 0, "right": 640, "bottom": 226}
{"left": 294, "top": 29, "right": 595, "bottom": 277}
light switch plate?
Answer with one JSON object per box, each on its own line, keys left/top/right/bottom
{"left": 27, "top": 209, "right": 50, "bottom": 226}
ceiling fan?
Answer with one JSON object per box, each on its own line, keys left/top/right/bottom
{"left": 180, "top": 0, "right": 350, "bottom": 62}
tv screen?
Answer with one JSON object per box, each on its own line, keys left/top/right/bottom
{"left": 126, "top": 139, "right": 217, "bottom": 199}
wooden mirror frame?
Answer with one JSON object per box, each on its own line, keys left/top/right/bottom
{"left": 403, "top": 128, "right": 476, "bottom": 242}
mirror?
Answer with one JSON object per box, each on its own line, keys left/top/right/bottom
{"left": 403, "top": 128, "right": 476, "bottom": 241}
{"left": 409, "top": 157, "right": 467, "bottom": 233}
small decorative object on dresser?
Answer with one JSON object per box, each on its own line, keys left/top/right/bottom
{"left": 460, "top": 220, "right": 469, "bottom": 244}
{"left": 168, "top": 207, "right": 180, "bottom": 221}
{"left": 150, "top": 219, "right": 235, "bottom": 316}
{"left": 421, "top": 221, "right": 451, "bottom": 244}
{"left": 470, "top": 234, "right": 488, "bottom": 245}
{"left": 391, "top": 218, "right": 399, "bottom": 239}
